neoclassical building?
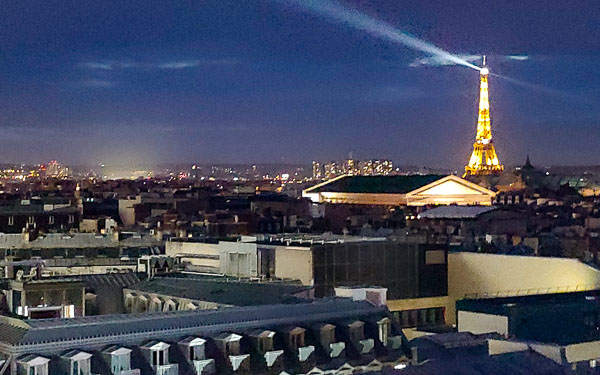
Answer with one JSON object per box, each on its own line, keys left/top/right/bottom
{"left": 303, "top": 175, "right": 496, "bottom": 206}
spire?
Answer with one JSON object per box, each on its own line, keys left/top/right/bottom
{"left": 464, "top": 57, "right": 504, "bottom": 177}
{"left": 523, "top": 155, "right": 533, "bottom": 170}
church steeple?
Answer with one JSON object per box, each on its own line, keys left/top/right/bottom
{"left": 464, "top": 56, "right": 504, "bottom": 177}
{"left": 523, "top": 154, "right": 534, "bottom": 170}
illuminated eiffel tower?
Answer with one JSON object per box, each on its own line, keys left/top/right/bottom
{"left": 464, "top": 56, "right": 504, "bottom": 177}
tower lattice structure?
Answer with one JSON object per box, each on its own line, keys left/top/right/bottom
{"left": 464, "top": 57, "right": 504, "bottom": 177}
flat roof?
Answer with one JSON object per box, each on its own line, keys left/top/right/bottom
{"left": 127, "top": 276, "right": 311, "bottom": 306}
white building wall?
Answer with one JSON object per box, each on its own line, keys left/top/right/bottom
{"left": 457, "top": 311, "right": 509, "bottom": 336}
{"left": 448, "top": 252, "right": 600, "bottom": 324}
{"left": 217, "top": 242, "right": 258, "bottom": 278}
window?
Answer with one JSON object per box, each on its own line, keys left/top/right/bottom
{"left": 48, "top": 216, "right": 54, "bottom": 225}
{"left": 69, "top": 215, "right": 75, "bottom": 224}
{"left": 320, "top": 326, "right": 335, "bottom": 349}
{"left": 289, "top": 330, "right": 305, "bottom": 351}
{"left": 152, "top": 349, "right": 167, "bottom": 366}
{"left": 8, "top": 216, "right": 14, "bottom": 226}
{"left": 28, "top": 363, "right": 49, "bottom": 375}
{"left": 111, "top": 352, "right": 130, "bottom": 374}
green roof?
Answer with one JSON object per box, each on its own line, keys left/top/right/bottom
{"left": 308, "top": 175, "right": 445, "bottom": 194}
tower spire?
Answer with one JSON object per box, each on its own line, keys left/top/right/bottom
{"left": 464, "top": 57, "right": 504, "bottom": 177}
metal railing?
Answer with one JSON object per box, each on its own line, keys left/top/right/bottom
{"left": 463, "top": 283, "right": 600, "bottom": 299}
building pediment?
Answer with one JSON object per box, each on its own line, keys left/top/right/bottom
{"left": 407, "top": 176, "right": 495, "bottom": 197}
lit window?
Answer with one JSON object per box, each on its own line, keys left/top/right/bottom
{"left": 48, "top": 216, "right": 55, "bottom": 225}
{"left": 28, "top": 216, "right": 35, "bottom": 225}
{"left": 68, "top": 215, "right": 75, "bottom": 224}
{"left": 8, "top": 216, "right": 13, "bottom": 226}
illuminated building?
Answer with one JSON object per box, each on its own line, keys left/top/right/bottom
{"left": 359, "top": 159, "right": 393, "bottom": 176}
{"left": 324, "top": 161, "right": 341, "bottom": 179}
{"left": 45, "top": 160, "right": 70, "bottom": 178}
{"left": 464, "top": 57, "right": 504, "bottom": 177}
{"left": 344, "top": 159, "right": 359, "bottom": 175}
{"left": 312, "top": 161, "right": 323, "bottom": 180}
{"left": 303, "top": 175, "right": 496, "bottom": 206}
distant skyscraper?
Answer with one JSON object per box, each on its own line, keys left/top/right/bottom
{"left": 45, "top": 160, "right": 70, "bottom": 178}
{"left": 464, "top": 56, "right": 504, "bottom": 177}
{"left": 359, "top": 159, "right": 393, "bottom": 176}
{"left": 312, "top": 161, "right": 323, "bottom": 180}
{"left": 344, "top": 159, "right": 358, "bottom": 175}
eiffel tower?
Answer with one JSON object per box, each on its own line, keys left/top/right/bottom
{"left": 464, "top": 56, "right": 504, "bottom": 177}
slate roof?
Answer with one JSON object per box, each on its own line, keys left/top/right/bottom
{"left": 382, "top": 350, "right": 565, "bottom": 375}
{"left": 0, "top": 205, "right": 78, "bottom": 215}
{"left": 0, "top": 299, "right": 386, "bottom": 347}
{"left": 127, "top": 277, "right": 310, "bottom": 306}
{"left": 79, "top": 272, "right": 142, "bottom": 289}
{"left": 418, "top": 206, "right": 497, "bottom": 219}
{"left": 0, "top": 232, "right": 160, "bottom": 249}
{"left": 306, "top": 175, "right": 444, "bottom": 194}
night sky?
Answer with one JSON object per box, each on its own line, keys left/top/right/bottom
{"left": 1, "top": 0, "right": 599, "bottom": 168}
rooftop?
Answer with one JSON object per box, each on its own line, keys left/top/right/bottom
{"left": 383, "top": 350, "right": 565, "bottom": 375}
{"left": 0, "top": 298, "right": 386, "bottom": 348}
{"left": 127, "top": 276, "right": 311, "bottom": 306}
{"left": 457, "top": 290, "right": 600, "bottom": 345}
{"left": 0, "top": 232, "right": 160, "bottom": 249}
{"left": 417, "top": 206, "right": 498, "bottom": 219}
{"left": 305, "top": 175, "right": 444, "bottom": 194}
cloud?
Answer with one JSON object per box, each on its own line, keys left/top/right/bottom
{"left": 158, "top": 59, "right": 239, "bottom": 69}
{"left": 81, "top": 62, "right": 114, "bottom": 70}
{"left": 80, "top": 61, "right": 138, "bottom": 70}
{"left": 80, "top": 59, "right": 239, "bottom": 71}
{"left": 158, "top": 60, "right": 202, "bottom": 69}
{"left": 83, "top": 79, "right": 114, "bottom": 88}
{"left": 506, "top": 55, "right": 529, "bottom": 61}
{"left": 409, "top": 55, "right": 481, "bottom": 68}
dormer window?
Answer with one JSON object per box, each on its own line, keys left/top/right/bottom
{"left": 319, "top": 324, "right": 336, "bottom": 349}
{"left": 108, "top": 347, "right": 132, "bottom": 375}
{"left": 250, "top": 330, "right": 275, "bottom": 354}
{"left": 215, "top": 333, "right": 242, "bottom": 357}
{"left": 183, "top": 337, "right": 206, "bottom": 361}
{"left": 22, "top": 356, "right": 49, "bottom": 375}
{"left": 288, "top": 327, "right": 306, "bottom": 351}
{"left": 65, "top": 351, "right": 92, "bottom": 375}
{"left": 152, "top": 349, "right": 167, "bottom": 367}
{"left": 348, "top": 321, "right": 365, "bottom": 343}
{"left": 377, "top": 317, "right": 391, "bottom": 346}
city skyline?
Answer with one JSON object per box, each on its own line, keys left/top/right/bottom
{"left": 1, "top": 0, "right": 599, "bottom": 167}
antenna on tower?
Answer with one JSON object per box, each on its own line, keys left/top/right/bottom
{"left": 482, "top": 55, "right": 486, "bottom": 66}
